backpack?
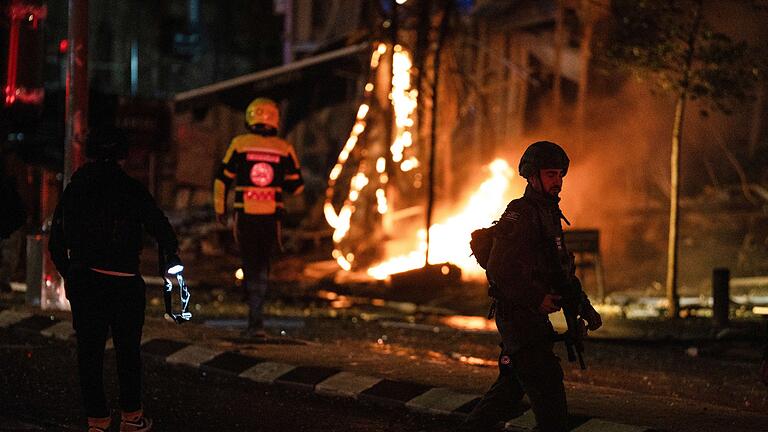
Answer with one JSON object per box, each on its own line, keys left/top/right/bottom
{"left": 469, "top": 222, "right": 497, "bottom": 269}
{"left": 0, "top": 178, "right": 26, "bottom": 239}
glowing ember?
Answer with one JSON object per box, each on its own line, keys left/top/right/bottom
{"left": 368, "top": 159, "right": 524, "bottom": 280}
{"left": 451, "top": 352, "right": 497, "bottom": 367}
{"left": 440, "top": 315, "right": 497, "bottom": 332}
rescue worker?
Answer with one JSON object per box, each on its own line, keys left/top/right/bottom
{"left": 213, "top": 97, "right": 304, "bottom": 338}
{"left": 49, "top": 127, "right": 180, "bottom": 432}
{"left": 459, "top": 141, "right": 602, "bottom": 432}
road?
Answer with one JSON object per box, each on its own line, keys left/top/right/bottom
{"left": 2, "top": 282, "right": 768, "bottom": 432}
{"left": 0, "top": 329, "right": 458, "bottom": 432}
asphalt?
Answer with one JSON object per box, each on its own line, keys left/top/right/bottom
{"left": 0, "top": 307, "right": 676, "bottom": 432}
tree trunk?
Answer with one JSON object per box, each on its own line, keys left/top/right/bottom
{"left": 666, "top": 93, "right": 685, "bottom": 319}
{"left": 552, "top": 0, "right": 565, "bottom": 119}
{"left": 665, "top": 0, "right": 703, "bottom": 319}
{"left": 576, "top": 0, "right": 595, "bottom": 154}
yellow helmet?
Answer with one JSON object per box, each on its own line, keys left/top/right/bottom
{"left": 245, "top": 98, "right": 279, "bottom": 129}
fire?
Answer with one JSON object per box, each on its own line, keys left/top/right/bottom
{"left": 325, "top": 43, "right": 422, "bottom": 272}
{"left": 440, "top": 315, "right": 496, "bottom": 332}
{"left": 368, "top": 159, "right": 525, "bottom": 280}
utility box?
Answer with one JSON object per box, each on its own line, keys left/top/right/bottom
{"left": 564, "top": 229, "right": 606, "bottom": 303}
{"left": 25, "top": 232, "right": 69, "bottom": 310}
{"left": 25, "top": 234, "right": 42, "bottom": 306}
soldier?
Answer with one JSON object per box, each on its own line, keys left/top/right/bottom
{"left": 49, "top": 127, "right": 180, "bottom": 432}
{"left": 459, "top": 141, "right": 602, "bottom": 432}
{"left": 213, "top": 97, "right": 304, "bottom": 338}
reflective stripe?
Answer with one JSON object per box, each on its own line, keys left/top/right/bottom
{"left": 244, "top": 189, "right": 275, "bottom": 201}
{"left": 213, "top": 179, "right": 227, "bottom": 214}
{"left": 90, "top": 268, "right": 136, "bottom": 277}
{"left": 235, "top": 186, "right": 282, "bottom": 192}
{"left": 242, "top": 147, "right": 286, "bottom": 156}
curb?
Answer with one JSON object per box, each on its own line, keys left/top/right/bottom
{"left": 0, "top": 309, "right": 662, "bottom": 432}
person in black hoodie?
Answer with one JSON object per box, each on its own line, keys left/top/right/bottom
{"left": 49, "top": 127, "right": 179, "bottom": 432}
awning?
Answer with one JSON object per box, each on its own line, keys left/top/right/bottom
{"left": 173, "top": 42, "right": 371, "bottom": 113}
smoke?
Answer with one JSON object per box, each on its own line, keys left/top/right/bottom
{"left": 481, "top": 76, "right": 761, "bottom": 296}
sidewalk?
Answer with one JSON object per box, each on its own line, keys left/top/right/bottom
{"left": 1, "top": 307, "right": 666, "bottom": 432}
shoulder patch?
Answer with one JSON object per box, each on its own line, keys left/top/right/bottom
{"left": 500, "top": 209, "right": 520, "bottom": 223}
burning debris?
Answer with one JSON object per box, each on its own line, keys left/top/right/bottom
{"left": 322, "top": 42, "right": 531, "bottom": 283}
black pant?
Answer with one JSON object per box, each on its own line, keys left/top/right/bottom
{"left": 459, "top": 314, "right": 568, "bottom": 432}
{"left": 67, "top": 269, "right": 146, "bottom": 418}
{"left": 236, "top": 213, "right": 278, "bottom": 326}
{"left": 459, "top": 346, "right": 567, "bottom": 432}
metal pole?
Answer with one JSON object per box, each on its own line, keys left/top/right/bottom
{"left": 425, "top": 1, "right": 450, "bottom": 266}
{"left": 712, "top": 268, "right": 730, "bottom": 328}
{"left": 282, "top": 0, "right": 294, "bottom": 64}
{"left": 64, "top": 0, "right": 88, "bottom": 186}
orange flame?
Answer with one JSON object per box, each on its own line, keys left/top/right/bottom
{"left": 368, "top": 159, "right": 525, "bottom": 280}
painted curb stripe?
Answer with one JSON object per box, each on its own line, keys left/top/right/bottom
{"left": 274, "top": 366, "right": 341, "bottom": 391}
{"left": 315, "top": 372, "right": 382, "bottom": 398}
{"left": 0, "top": 313, "right": 669, "bottom": 432}
{"left": 10, "top": 315, "right": 58, "bottom": 332}
{"left": 166, "top": 345, "right": 222, "bottom": 367}
{"left": 0, "top": 310, "right": 32, "bottom": 328}
{"left": 405, "top": 387, "right": 481, "bottom": 415}
{"left": 239, "top": 361, "right": 296, "bottom": 384}
{"left": 201, "top": 352, "right": 265, "bottom": 376}
{"left": 359, "top": 379, "right": 432, "bottom": 407}
{"left": 40, "top": 321, "right": 75, "bottom": 340}
{"left": 141, "top": 339, "right": 189, "bottom": 358}
{"left": 572, "top": 419, "right": 653, "bottom": 432}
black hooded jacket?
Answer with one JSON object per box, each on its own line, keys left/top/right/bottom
{"left": 49, "top": 161, "right": 178, "bottom": 277}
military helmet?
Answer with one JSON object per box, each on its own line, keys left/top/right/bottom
{"left": 245, "top": 97, "right": 279, "bottom": 129}
{"left": 518, "top": 141, "right": 570, "bottom": 178}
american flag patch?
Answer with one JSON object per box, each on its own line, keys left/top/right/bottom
{"left": 501, "top": 210, "right": 520, "bottom": 223}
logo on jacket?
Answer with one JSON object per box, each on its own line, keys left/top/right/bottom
{"left": 250, "top": 162, "right": 274, "bottom": 186}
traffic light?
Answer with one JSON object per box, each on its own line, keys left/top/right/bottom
{"left": 2, "top": 0, "right": 47, "bottom": 142}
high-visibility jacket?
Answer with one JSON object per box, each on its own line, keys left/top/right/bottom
{"left": 214, "top": 133, "right": 304, "bottom": 216}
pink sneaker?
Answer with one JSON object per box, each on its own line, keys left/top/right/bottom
{"left": 119, "top": 409, "right": 152, "bottom": 432}
{"left": 87, "top": 415, "right": 111, "bottom": 432}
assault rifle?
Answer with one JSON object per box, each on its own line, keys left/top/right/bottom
{"left": 549, "top": 232, "right": 587, "bottom": 370}
{"left": 553, "top": 277, "right": 587, "bottom": 370}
